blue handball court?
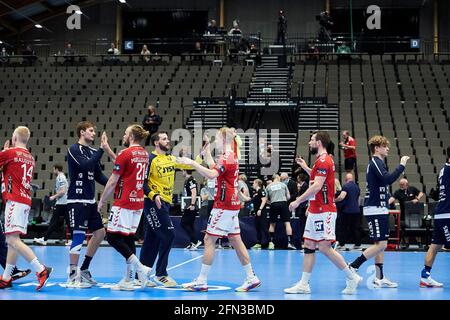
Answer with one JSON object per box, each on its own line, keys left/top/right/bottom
{"left": 2, "top": 245, "right": 450, "bottom": 300}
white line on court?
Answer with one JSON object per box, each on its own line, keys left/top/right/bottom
{"left": 90, "top": 297, "right": 100, "bottom": 300}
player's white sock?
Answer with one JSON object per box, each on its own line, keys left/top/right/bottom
{"left": 300, "top": 272, "right": 311, "bottom": 285}
{"left": 30, "top": 258, "right": 45, "bottom": 273}
{"left": 125, "top": 262, "right": 133, "bottom": 282}
{"left": 243, "top": 263, "right": 255, "bottom": 278}
{"left": 2, "top": 264, "right": 15, "bottom": 281}
{"left": 127, "top": 254, "right": 146, "bottom": 272}
{"left": 197, "top": 264, "right": 211, "bottom": 283}
{"left": 342, "top": 266, "right": 355, "bottom": 279}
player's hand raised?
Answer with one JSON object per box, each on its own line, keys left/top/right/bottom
{"left": 3, "top": 140, "right": 10, "bottom": 150}
{"left": 101, "top": 131, "right": 109, "bottom": 148}
{"left": 295, "top": 156, "right": 307, "bottom": 168}
{"left": 400, "top": 156, "right": 410, "bottom": 166}
{"left": 176, "top": 156, "right": 194, "bottom": 166}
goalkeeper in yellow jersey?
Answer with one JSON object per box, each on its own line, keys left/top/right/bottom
{"left": 140, "top": 131, "right": 200, "bottom": 287}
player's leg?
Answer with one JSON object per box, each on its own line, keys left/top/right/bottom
{"left": 140, "top": 199, "right": 160, "bottom": 269}
{"left": 349, "top": 214, "right": 388, "bottom": 271}
{"left": 280, "top": 202, "right": 295, "bottom": 248}
{"left": 181, "top": 208, "right": 196, "bottom": 248}
{"left": 153, "top": 202, "right": 176, "bottom": 286}
{"left": 42, "top": 206, "right": 61, "bottom": 243}
{"left": 420, "top": 218, "right": 448, "bottom": 287}
{"left": 1, "top": 201, "right": 51, "bottom": 290}
{"left": 268, "top": 205, "right": 277, "bottom": 249}
{"left": 182, "top": 232, "right": 218, "bottom": 291}
{"left": 284, "top": 238, "right": 316, "bottom": 294}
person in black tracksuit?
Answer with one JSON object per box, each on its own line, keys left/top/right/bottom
{"left": 181, "top": 170, "right": 201, "bottom": 250}
{"left": 295, "top": 173, "right": 309, "bottom": 250}
{"left": 250, "top": 179, "right": 269, "bottom": 249}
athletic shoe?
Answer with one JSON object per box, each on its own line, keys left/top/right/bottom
{"left": 65, "top": 240, "right": 72, "bottom": 246}
{"left": 136, "top": 266, "right": 152, "bottom": 289}
{"left": 111, "top": 279, "right": 135, "bottom": 291}
{"left": 216, "top": 243, "right": 224, "bottom": 249}
{"left": 66, "top": 271, "right": 92, "bottom": 289}
{"left": 235, "top": 276, "right": 261, "bottom": 292}
{"left": 184, "top": 243, "right": 193, "bottom": 250}
{"left": 268, "top": 242, "right": 275, "bottom": 250}
{"left": 342, "top": 273, "right": 362, "bottom": 295}
{"left": 0, "top": 277, "right": 12, "bottom": 289}
{"left": 11, "top": 268, "right": 31, "bottom": 281}
{"left": 373, "top": 277, "right": 398, "bottom": 288}
{"left": 36, "top": 266, "right": 52, "bottom": 291}
{"left": 336, "top": 245, "right": 345, "bottom": 251}
{"left": 133, "top": 278, "right": 157, "bottom": 288}
{"left": 284, "top": 281, "right": 311, "bottom": 294}
{"left": 190, "top": 240, "right": 202, "bottom": 251}
{"left": 352, "top": 245, "right": 362, "bottom": 251}
{"left": 34, "top": 237, "right": 47, "bottom": 246}
{"left": 182, "top": 279, "right": 208, "bottom": 292}
{"left": 287, "top": 243, "right": 297, "bottom": 250}
{"left": 80, "top": 269, "right": 98, "bottom": 285}
{"left": 155, "top": 275, "right": 178, "bottom": 287}
{"left": 420, "top": 276, "right": 444, "bottom": 288}
{"left": 252, "top": 244, "right": 262, "bottom": 250}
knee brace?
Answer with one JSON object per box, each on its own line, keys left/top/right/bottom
{"left": 304, "top": 248, "right": 316, "bottom": 254}
{"left": 69, "top": 231, "right": 85, "bottom": 255}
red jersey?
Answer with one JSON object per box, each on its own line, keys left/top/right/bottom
{"left": 0, "top": 147, "right": 35, "bottom": 206}
{"left": 308, "top": 153, "right": 336, "bottom": 214}
{"left": 112, "top": 146, "right": 149, "bottom": 210}
{"left": 343, "top": 136, "right": 356, "bottom": 159}
{"left": 212, "top": 151, "right": 240, "bottom": 210}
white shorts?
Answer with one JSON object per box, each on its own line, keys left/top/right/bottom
{"left": 107, "top": 206, "right": 143, "bottom": 236}
{"left": 303, "top": 211, "right": 337, "bottom": 242}
{"left": 206, "top": 208, "right": 240, "bottom": 237}
{"left": 4, "top": 200, "right": 31, "bottom": 235}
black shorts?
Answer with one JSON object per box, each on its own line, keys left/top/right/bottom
{"left": 67, "top": 203, "right": 104, "bottom": 233}
{"left": 344, "top": 157, "right": 356, "bottom": 171}
{"left": 432, "top": 218, "right": 450, "bottom": 245}
{"left": 365, "top": 214, "right": 389, "bottom": 241}
{"left": 269, "top": 202, "right": 291, "bottom": 223}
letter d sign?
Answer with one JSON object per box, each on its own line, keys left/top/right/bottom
{"left": 366, "top": 5, "right": 381, "bottom": 30}
{"left": 66, "top": 5, "right": 81, "bottom": 30}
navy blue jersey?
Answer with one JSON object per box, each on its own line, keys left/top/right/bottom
{"left": 435, "top": 163, "right": 450, "bottom": 218}
{"left": 67, "top": 143, "right": 108, "bottom": 203}
{"left": 364, "top": 157, "right": 405, "bottom": 208}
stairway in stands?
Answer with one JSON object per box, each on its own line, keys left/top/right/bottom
{"left": 298, "top": 101, "right": 339, "bottom": 130}
{"left": 238, "top": 131, "right": 298, "bottom": 180}
{"left": 185, "top": 98, "right": 228, "bottom": 130}
{"left": 247, "top": 55, "right": 290, "bottom": 103}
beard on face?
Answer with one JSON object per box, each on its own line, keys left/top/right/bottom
{"left": 123, "top": 138, "right": 130, "bottom": 148}
{"left": 159, "top": 142, "right": 170, "bottom": 152}
{"left": 310, "top": 146, "right": 318, "bottom": 155}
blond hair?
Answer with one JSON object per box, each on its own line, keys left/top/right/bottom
{"left": 217, "top": 127, "right": 235, "bottom": 145}
{"left": 13, "top": 126, "right": 30, "bottom": 144}
{"left": 127, "top": 124, "right": 150, "bottom": 142}
{"left": 368, "top": 135, "right": 390, "bottom": 154}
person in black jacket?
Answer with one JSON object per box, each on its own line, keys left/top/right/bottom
{"left": 280, "top": 172, "right": 298, "bottom": 204}
{"left": 142, "top": 105, "right": 162, "bottom": 146}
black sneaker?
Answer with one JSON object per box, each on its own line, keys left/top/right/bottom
{"left": 11, "top": 268, "right": 31, "bottom": 281}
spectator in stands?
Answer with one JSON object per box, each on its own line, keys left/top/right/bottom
{"left": 64, "top": 42, "right": 75, "bottom": 65}
{"left": 206, "top": 19, "right": 218, "bottom": 34}
{"left": 327, "top": 139, "right": 335, "bottom": 157}
{"left": 247, "top": 43, "right": 261, "bottom": 65}
{"left": 335, "top": 173, "right": 362, "bottom": 251}
{"left": 336, "top": 42, "right": 352, "bottom": 60}
{"left": 141, "top": 45, "right": 151, "bottom": 63}
{"left": 389, "top": 178, "right": 425, "bottom": 249}
{"left": 339, "top": 130, "right": 358, "bottom": 181}
{"left": 107, "top": 43, "right": 120, "bottom": 64}
{"left": 228, "top": 20, "right": 242, "bottom": 36}
{"left": 280, "top": 172, "right": 298, "bottom": 204}
{"left": 34, "top": 164, "right": 68, "bottom": 246}
{"left": 22, "top": 45, "right": 37, "bottom": 66}
{"left": 142, "top": 105, "right": 162, "bottom": 146}
{"left": 307, "top": 42, "right": 319, "bottom": 61}
{"left": 294, "top": 173, "right": 309, "bottom": 250}
{"left": 0, "top": 47, "right": 9, "bottom": 65}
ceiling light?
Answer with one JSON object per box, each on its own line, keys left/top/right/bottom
{"left": 35, "top": 24, "right": 43, "bottom": 28}
{"left": 118, "top": 0, "right": 126, "bottom": 3}
{"left": 75, "top": 9, "right": 82, "bottom": 14}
